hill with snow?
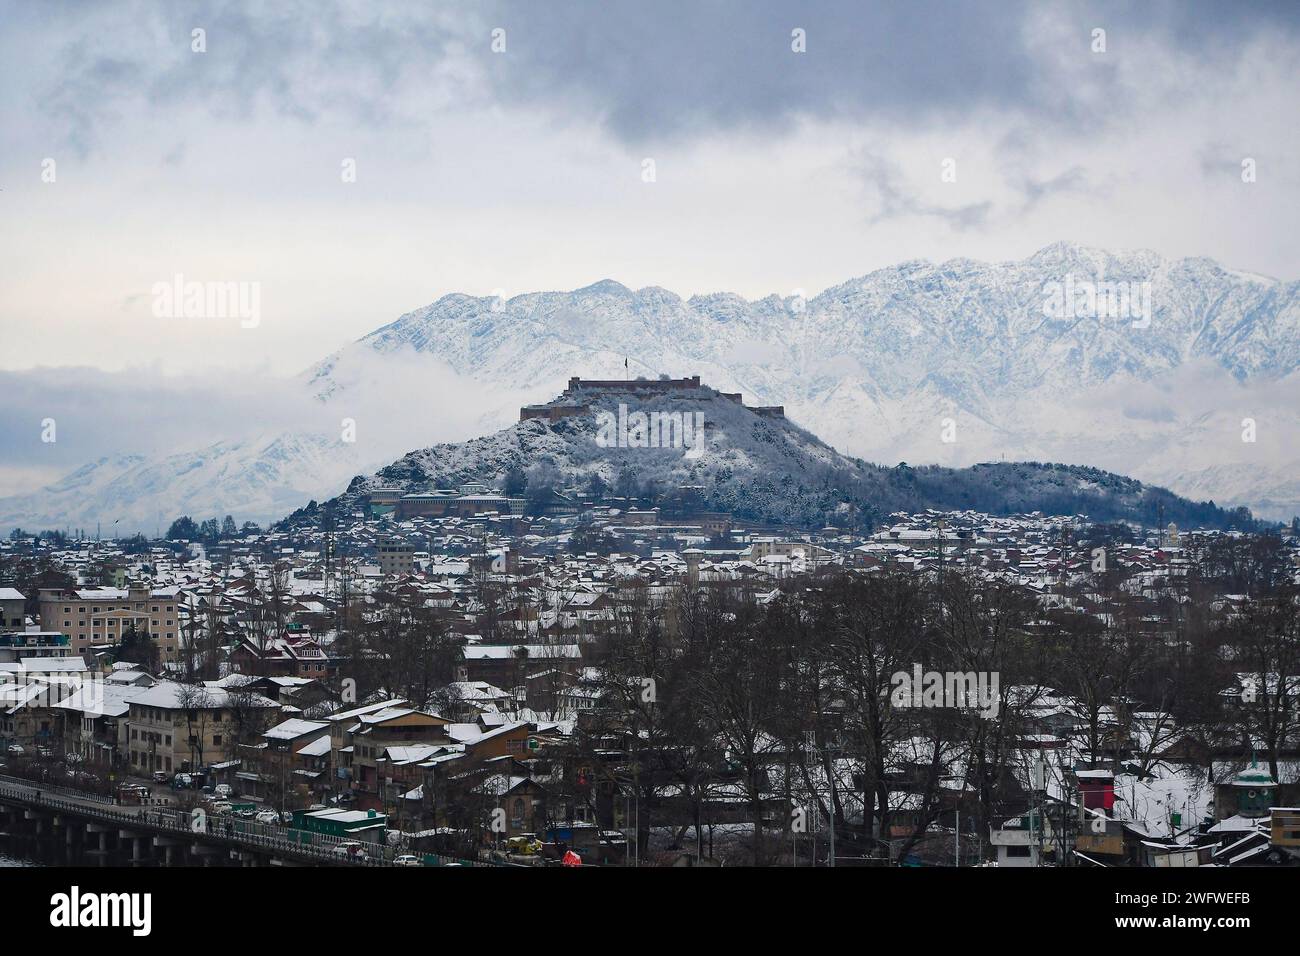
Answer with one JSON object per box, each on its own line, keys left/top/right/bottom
{"left": 304, "top": 381, "right": 1244, "bottom": 531}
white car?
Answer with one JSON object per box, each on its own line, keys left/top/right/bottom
{"left": 255, "top": 810, "right": 279, "bottom": 825}
{"left": 213, "top": 784, "right": 233, "bottom": 799}
{"left": 7, "top": 744, "right": 24, "bottom": 756}
{"left": 393, "top": 854, "right": 422, "bottom": 867}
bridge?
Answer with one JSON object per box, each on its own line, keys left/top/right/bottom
{"left": 0, "top": 775, "right": 479, "bottom": 868}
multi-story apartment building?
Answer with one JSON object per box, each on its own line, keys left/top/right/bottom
{"left": 38, "top": 586, "right": 183, "bottom": 663}
{"left": 0, "top": 657, "right": 88, "bottom": 752}
{"left": 0, "top": 587, "right": 27, "bottom": 629}
{"left": 375, "top": 537, "right": 416, "bottom": 576}
{"left": 0, "top": 630, "right": 73, "bottom": 663}
{"left": 124, "top": 680, "right": 278, "bottom": 776}
{"left": 347, "top": 707, "right": 451, "bottom": 810}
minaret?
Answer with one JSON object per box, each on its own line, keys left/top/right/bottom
{"left": 682, "top": 548, "right": 703, "bottom": 587}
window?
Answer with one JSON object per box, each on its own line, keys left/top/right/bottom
{"left": 212, "top": 735, "right": 222, "bottom": 746}
{"left": 1007, "top": 845, "right": 1032, "bottom": 858}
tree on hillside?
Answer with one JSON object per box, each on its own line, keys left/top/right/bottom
{"left": 502, "top": 463, "right": 527, "bottom": 496}
{"left": 167, "top": 516, "right": 200, "bottom": 540}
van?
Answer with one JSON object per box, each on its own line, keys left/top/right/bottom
{"left": 332, "top": 841, "right": 369, "bottom": 860}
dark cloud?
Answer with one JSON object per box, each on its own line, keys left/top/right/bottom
{"left": 477, "top": 0, "right": 1300, "bottom": 143}
{"left": 17, "top": 0, "right": 1300, "bottom": 156}
{"left": 1015, "top": 166, "right": 1090, "bottom": 213}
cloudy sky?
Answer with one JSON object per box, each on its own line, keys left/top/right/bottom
{"left": 1, "top": 0, "right": 1298, "bottom": 497}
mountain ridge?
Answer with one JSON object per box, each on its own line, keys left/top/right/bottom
{"left": 3, "top": 242, "right": 1296, "bottom": 533}
{"left": 304, "top": 241, "right": 1300, "bottom": 520}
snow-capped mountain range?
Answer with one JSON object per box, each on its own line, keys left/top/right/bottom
{"left": 308, "top": 241, "right": 1300, "bottom": 518}
{"left": 3, "top": 241, "right": 1297, "bottom": 533}
{"left": 0, "top": 434, "right": 365, "bottom": 537}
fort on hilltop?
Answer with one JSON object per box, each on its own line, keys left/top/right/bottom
{"left": 519, "top": 375, "right": 784, "bottom": 422}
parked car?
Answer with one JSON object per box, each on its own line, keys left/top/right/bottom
{"left": 254, "top": 810, "right": 279, "bottom": 825}
{"left": 7, "top": 744, "right": 24, "bottom": 756}
{"left": 332, "top": 841, "right": 369, "bottom": 860}
{"left": 209, "top": 802, "right": 233, "bottom": 816}
{"left": 213, "top": 783, "right": 233, "bottom": 800}
{"left": 393, "top": 854, "right": 422, "bottom": 867}
{"left": 171, "top": 773, "right": 194, "bottom": 789}
{"left": 152, "top": 770, "right": 169, "bottom": 783}
{"left": 307, "top": 803, "right": 327, "bottom": 812}
{"left": 235, "top": 807, "right": 256, "bottom": 819}
{"left": 279, "top": 811, "right": 294, "bottom": 824}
